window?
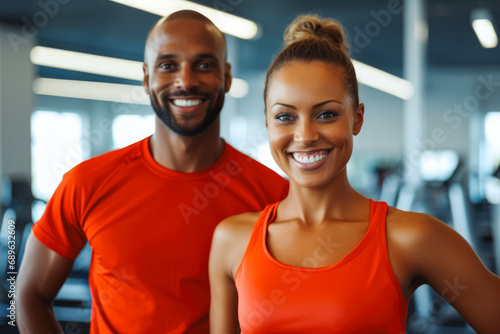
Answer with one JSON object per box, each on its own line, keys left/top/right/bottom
{"left": 485, "top": 112, "right": 500, "bottom": 173}
{"left": 484, "top": 112, "right": 500, "bottom": 204}
{"left": 112, "top": 114, "right": 154, "bottom": 149}
{"left": 31, "top": 110, "right": 88, "bottom": 201}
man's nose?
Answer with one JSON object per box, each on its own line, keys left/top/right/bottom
{"left": 174, "top": 66, "right": 199, "bottom": 91}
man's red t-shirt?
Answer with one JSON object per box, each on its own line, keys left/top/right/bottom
{"left": 33, "top": 137, "right": 288, "bottom": 333}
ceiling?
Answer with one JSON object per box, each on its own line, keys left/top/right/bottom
{"left": 1, "top": 0, "right": 500, "bottom": 84}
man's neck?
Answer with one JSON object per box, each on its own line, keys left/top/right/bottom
{"left": 149, "top": 117, "right": 225, "bottom": 173}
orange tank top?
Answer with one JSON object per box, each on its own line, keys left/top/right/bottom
{"left": 235, "top": 200, "right": 408, "bottom": 333}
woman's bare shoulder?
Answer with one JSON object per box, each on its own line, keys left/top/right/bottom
{"left": 215, "top": 211, "right": 262, "bottom": 236}
{"left": 212, "top": 211, "right": 262, "bottom": 252}
{"left": 385, "top": 205, "right": 469, "bottom": 269}
{"left": 211, "top": 211, "right": 263, "bottom": 277}
{"left": 385, "top": 205, "right": 450, "bottom": 241}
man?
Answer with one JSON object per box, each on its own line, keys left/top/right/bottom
{"left": 17, "top": 10, "right": 288, "bottom": 333}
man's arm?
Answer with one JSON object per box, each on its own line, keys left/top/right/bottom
{"left": 16, "top": 232, "right": 75, "bottom": 333}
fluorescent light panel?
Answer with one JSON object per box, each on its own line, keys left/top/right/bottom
{"left": 31, "top": 46, "right": 248, "bottom": 99}
{"left": 32, "top": 46, "right": 413, "bottom": 101}
{"left": 109, "top": 0, "right": 258, "bottom": 40}
{"left": 34, "top": 77, "right": 249, "bottom": 103}
{"left": 471, "top": 8, "right": 498, "bottom": 49}
{"left": 33, "top": 78, "right": 150, "bottom": 105}
{"left": 31, "top": 46, "right": 144, "bottom": 81}
{"left": 472, "top": 19, "right": 498, "bottom": 48}
{"left": 352, "top": 60, "right": 414, "bottom": 100}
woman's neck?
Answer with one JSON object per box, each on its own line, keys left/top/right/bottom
{"left": 279, "top": 169, "right": 370, "bottom": 225}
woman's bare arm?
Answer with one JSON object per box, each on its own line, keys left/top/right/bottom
{"left": 391, "top": 211, "right": 500, "bottom": 333}
{"left": 209, "top": 212, "right": 259, "bottom": 333}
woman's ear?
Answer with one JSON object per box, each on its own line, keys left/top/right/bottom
{"left": 353, "top": 103, "right": 364, "bottom": 136}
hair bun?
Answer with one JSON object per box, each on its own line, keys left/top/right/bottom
{"left": 284, "top": 15, "right": 349, "bottom": 53}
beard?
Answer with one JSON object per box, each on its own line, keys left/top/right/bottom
{"left": 150, "top": 87, "right": 225, "bottom": 136}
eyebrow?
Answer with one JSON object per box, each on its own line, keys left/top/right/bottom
{"left": 271, "top": 99, "right": 343, "bottom": 110}
{"left": 155, "top": 54, "right": 175, "bottom": 63}
{"left": 155, "top": 53, "right": 219, "bottom": 63}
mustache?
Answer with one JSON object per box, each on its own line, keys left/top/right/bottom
{"left": 165, "top": 88, "right": 210, "bottom": 99}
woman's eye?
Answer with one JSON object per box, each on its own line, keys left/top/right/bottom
{"left": 275, "top": 113, "right": 295, "bottom": 122}
{"left": 318, "top": 111, "right": 338, "bottom": 119}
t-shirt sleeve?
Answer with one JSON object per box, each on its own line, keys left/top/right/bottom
{"left": 32, "top": 168, "right": 87, "bottom": 260}
{"left": 271, "top": 173, "right": 289, "bottom": 201}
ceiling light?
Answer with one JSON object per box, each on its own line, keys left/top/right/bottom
{"left": 33, "top": 76, "right": 250, "bottom": 103}
{"left": 109, "top": 0, "right": 259, "bottom": 40}
{"left": 228, "top": 78, "right": 249, "bottom": 98}
{"left": 352, "top": 60, "right": 414, "bottom": 100}
{"left": 33, "top": 78, "right": 150, "bottom": 105}
{"left": 31, "top": 46, "right": 144, "bottom": 81}
{"left": 471, "top": 8, "right": 498, "bottom": 48}
{"left": 31, "top": 46, "right": 249, "bottom": 99}
{"left": 32, "top": 46, "right": 409, "bottom": 101}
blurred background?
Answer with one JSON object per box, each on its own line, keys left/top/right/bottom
{"left": 0, "top": 0, "right": 499, "bottom": 333}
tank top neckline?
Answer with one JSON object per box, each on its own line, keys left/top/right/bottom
{"left": 261, "top": 199, "right": 379, "bottom": 272}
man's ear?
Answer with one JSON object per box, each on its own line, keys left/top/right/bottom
{"left": 142, "top": 63, "right": 150, "bottom": 94}
{"left": 353, "top": 103, "right": 365, "bottom": 136}
{"left": 224, "top": 63, "right": 232, "bottom": 93}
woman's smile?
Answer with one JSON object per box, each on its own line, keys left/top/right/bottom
{"left": 266, "top": 60, "right": 364, "bottom": 188}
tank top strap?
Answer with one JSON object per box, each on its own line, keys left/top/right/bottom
{"left": 234, "top": 201, "right": 280, "bottom": 280}
{"left": 371, "top": 200, "right": 406, "bottom": 309}
{"left": 370, "top": 199, "right": 388, "bottom": 231}
{"left": 370, "top": 199, "right": 389, "bottom": 254}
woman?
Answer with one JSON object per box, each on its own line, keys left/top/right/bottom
{"left": 209, "top": 15, "right": 500, "bottom": 333}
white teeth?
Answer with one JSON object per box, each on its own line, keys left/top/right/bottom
{"left": 292, "top": 152, "right": 328, "bottom": 164}
{"left": 172, "top": 99, "right": 203, "bottom": 107}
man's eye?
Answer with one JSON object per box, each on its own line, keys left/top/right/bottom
{"left": 159, "top": 63, "right": 174, "bottom": 70}
{"left": 199, "top": 62, "right": 213, "bottom": 69}
{"left": 275, "top": 113, "right": 294, "bottom": 122}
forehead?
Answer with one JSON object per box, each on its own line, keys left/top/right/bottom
{"left": 147, "top": 19, "right": 225, "bottom": 63}
{"left": 267, "top": 61, "right": 347, "bottom": 105}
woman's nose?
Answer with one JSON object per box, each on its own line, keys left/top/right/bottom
{"left": 294, "top": 120, "right": 319, "bottom": 146}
